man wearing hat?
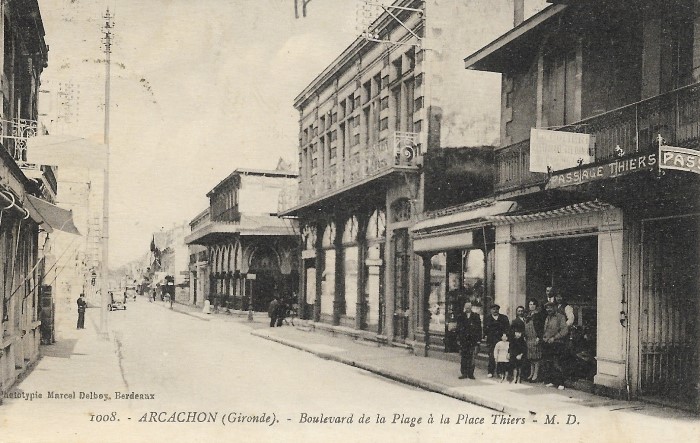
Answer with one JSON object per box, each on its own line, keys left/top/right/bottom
{"left": 76, "top": 294, "right": 87, "bottom": 329}
{"left": 483, "top": 304, "right": 510, "bottom": 378}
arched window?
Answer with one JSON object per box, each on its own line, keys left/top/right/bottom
{"left": 366, "top": 208, "right": 386, "bottom": 241}
{"left": 322, "top": 222, "right": 336, "bottom": 248}
{"left": 342, "top": 216, "right": 358, "bottom": 244}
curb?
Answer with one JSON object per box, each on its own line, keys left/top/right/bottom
{"left": 251, "top": 330, "right": 532, "bottom": 417}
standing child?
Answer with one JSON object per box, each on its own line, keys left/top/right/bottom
{"left": 493, "top": 333, "right": 511, "bottom": 382}
{"left": 509, "top": 329, "right": 527, "bottom": 383}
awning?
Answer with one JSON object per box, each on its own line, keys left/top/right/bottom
{"left": 25, "top": 195, "right": 81, "bottom": 235}
{"left": 463, "top": 4, "right": 566, "bottom": 73}
{"left": 486, "top": 200, "right": 613, "bottom": 225}
{"left": 411, "top": 200, "right": 516, "bottom": 253}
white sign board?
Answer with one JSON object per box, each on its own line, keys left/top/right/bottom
{"left": 529, "top": 128, "right": 594, "bottom": 173}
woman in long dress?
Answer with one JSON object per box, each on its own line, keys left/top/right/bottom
{"left": 524, "top": 298, "right": 545, "bottom": 381}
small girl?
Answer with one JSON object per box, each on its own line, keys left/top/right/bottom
{"left": 509, "top": 329, "right": 527, "bottom": 383}
{"left": 493, "top": 333, "right": 511, "bottom": 382}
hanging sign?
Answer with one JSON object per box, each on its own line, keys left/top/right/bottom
{"left": 530, "top": 128, "right": 595, "bottom": 173}
{"left": 658, "top": 145, "right": 700, "bottom": 175}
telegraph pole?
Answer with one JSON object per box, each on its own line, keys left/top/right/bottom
{"left": 100, "top": 8, "right": 113, "bottom": 336}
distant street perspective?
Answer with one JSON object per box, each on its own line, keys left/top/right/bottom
{"left": 1, "top": 1, "right": 700, "bottom": 442}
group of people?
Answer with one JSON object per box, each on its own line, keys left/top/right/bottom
{"left": 456, "top": 287, "right": 575, "bottom": 390}
{"left": 267, "top": 296, "right": 298, "bottom": 327}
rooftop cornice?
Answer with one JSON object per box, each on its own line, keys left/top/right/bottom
{"left": 294, "top": 0, "right": 421, "bottom": 109}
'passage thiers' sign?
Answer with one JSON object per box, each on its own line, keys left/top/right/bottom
{"left": 530, "top": 128, "right": 595, "bottom": 173}
{"left": 659, "top": 145, "right": 700, "bottom": 175}
{"left": 546, "top": 152, "right": 657, "bottom": 189}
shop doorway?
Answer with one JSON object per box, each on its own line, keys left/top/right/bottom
{"left": 392, "top": 229, "right": 410, "bottom": 342}
{"left": 640, "top": 216, "right": 698, "bottom": 409}
{"left": 525, "top": 236, "right": 598, "bottom": 381}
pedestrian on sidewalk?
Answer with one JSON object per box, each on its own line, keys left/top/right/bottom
{"left": 509, "top": 327, "right": 527, "bottom": 383}
{"left": 511, "top": 305, "right": 526, "bottom": 336}
{"left": 524, "top": 298, "right": 545, "bottom": 382}
{"left": 484, "top": 304, "right": 510, "bottom": 378}
{"left": 268, "top": 296, "right": 280, "bottom": 327}
{"left": 542, "top": 302, "right": 569, "bottom": 390}
{"left": 456, "top": 299, "right": 482, "bottom": 380}
{"left": 494, "top": 333, "right": 511, "bottom": 382}
{"left": 275, "top": 296, "right": 286, "bottom": 327}
{"left": 76, "top": 294, "right": 87, "bottom": 329}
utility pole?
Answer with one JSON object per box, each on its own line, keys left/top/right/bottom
{"left": 100, "top": 8, "right": 113, "bottom": 336}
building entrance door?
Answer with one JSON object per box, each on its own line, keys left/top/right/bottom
{"left": 392, "top": 229, "right": 410, "bottom": 342}
{"left": 525, "top": 235, "right": 598, "bottom": 381}
{"left": 640, "top": 216, "right": 698, "bottom": 409}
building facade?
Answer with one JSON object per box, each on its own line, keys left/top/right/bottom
{"left": 465, "top": 0, "right": 700, "bottom": 410}
{"left": 186, "top": 166, "right": 299, "bottom": 312}
{"left": 280, "top": 0, "right": 518, "bottom": 349}
{"left": 0, "top": 0, "right": 54, "bottom": 400}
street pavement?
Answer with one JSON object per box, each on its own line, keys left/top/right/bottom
{"left": 0, "top": 295, "right": 697, "bottom": 443}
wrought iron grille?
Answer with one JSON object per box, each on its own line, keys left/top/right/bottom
{"left": 0, "top": 118, "right": 38, "bottom": 162}
{"left": 495, "top": 82, "right": 700, "bottom": 193}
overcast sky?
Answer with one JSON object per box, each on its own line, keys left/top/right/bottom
{"left": 37, "top": 0, "right": 362, "bottom": 267}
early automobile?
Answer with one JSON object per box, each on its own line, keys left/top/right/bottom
{"left": 108, "top": 291, "right": 127, "bottom": 311}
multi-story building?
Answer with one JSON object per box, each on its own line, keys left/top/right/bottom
{"left": 279, "top": 0, "right": 516, "bottom": 349}
{"left": 186, "top": 164, "right": 299, "bottom": 312}
{"left": 28, "top": 136, "right": 107, "bottom": 308}
{"left": 143, "top": 222, "right": 191, "bottom": 302}
{"left": 0, "top": 0, "right": 58, "bottom": 399}
{"left": 465, "top": 0, "right": 700, "bottom": 410}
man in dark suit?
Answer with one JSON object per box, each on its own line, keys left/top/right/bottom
{"left": 456, "top": 299, "right": 482, "bottom": 379}
{"left": 76, "top": 294, "right": 87, "bottom": 329}
{"left": 483, "top": 304, "right": 510, "bottom": 378}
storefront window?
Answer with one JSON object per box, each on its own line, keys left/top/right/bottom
{"left": 462, "top": 249, "right": 485, "bottom": 316}
{"left": 429, "top": 253, "right": 446, "bottom": 333}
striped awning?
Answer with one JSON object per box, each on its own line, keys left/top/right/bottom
{"left": 486, "top": 200, "right": 613, "bottom": 225}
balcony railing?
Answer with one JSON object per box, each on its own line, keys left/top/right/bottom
{"left": 211, "top": 205, "right": 240, "bottom": 223}
{"left": 0, "top": 118, "right": 39, "bottom": 162}
{"left": 279, "top": 131, "right": 421, "bottom": 211}
{"left": 496, "top": 82, "right": 700, "bottom": 193}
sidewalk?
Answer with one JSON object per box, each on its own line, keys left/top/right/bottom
{"left": 1, "top": 303, "right": 126, "bottom": 406}
{"left": 153, "top": 300, "right": 696, "bottom": 423}
{"left": 247, "top": 323, "right": 698, "bottom": 424}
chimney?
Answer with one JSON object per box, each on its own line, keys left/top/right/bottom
{"left": 514, "top": 0, "right": 525, "bottom": 27}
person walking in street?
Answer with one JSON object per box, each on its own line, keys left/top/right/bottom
{"left": 456, "top": 299, "right": 482, "bottom": 380}
{"left": 525, "top": 298, "right": 545, "bottom": 382}
{"left": 542, "top": 302, "right": 569, "bottom": 390}
{"left": 483, "top": 304, "right": 510, "bottom": 378}
{"left": 76, "top": 294, "right": 87, "bottom": 329}
{"left": 268, "top": 296, "right": 280, "bottom": 327}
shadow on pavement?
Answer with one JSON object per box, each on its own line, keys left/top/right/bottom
{"left": 41, "top": 338, "right": 78, "bottom": 359}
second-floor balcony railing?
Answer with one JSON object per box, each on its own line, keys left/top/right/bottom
{"left": 0, "top": 117, "right": 39, "bottom": 162}
{"left": 280, "top": 131, "right": 421, "bottom": 211}
{"left": 496, "top": 82, "right": 700, "bottom": 193}
{"left": 211, "top": 205, "right": 240, "bottom": 223}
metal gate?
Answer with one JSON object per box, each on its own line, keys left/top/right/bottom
{"left": 640, "top": 216, "right": 698, "bottom": 408}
